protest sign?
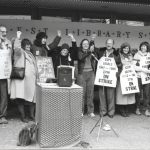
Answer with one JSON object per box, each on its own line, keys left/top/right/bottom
{"left": 94, "top": 57, "right": 118, "bottom": 87}
{"left": 140, "top": 54, "right": 150, "bottom": 84}
{"left": 120, "top": 65, "right": 139, "bottom": 94}
{"left": 36, "top": 56, "right": 55, "bottom": 83}
{"left": 0, "top": 50, "right": 12, "bottom": 79}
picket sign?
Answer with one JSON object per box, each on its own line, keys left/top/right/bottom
{"left": 0, "top": 50, "right": 12, "bottom": 79}
{"left": 140, "top": 53, "right": 150, "bottom": 84}
{"left": 94, "top": 57, "right": 118, "bottom": 87}
{"left": 120, "top": 65, "right": 139, "bottom": 95}
{"left": 36, "top": 56, "right": 55, "bottom": 83}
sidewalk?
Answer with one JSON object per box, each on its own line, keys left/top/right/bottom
{"left": 0, "top": 113, "right": 150, "bottom": 149}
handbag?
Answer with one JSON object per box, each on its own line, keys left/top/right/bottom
{"left": 11, "top": 52, "right": 26, "bottom": 80}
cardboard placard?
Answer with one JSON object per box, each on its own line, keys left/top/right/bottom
{"left": 36, "top": 56, "right": 55, "bottom": 83}
{"left": 140, "top": 54, "right": 150, "bottom": 84}
{"left": 0, "top": 50, "right": 12, "bottom": 79}
{"left": 94, "top": 57, "right": 118, "bottom": 87}
{"left": 120, "top": 65, "right": 139, "bottom": 94}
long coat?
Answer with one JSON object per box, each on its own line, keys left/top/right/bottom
{"left": 10, "top": 43, "right": 37, "bottom": 103}
{"left": 116, "top": 53, "right": 135, "bottom": 105}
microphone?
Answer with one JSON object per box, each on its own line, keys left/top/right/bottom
{"left": 91, "top": 53, "right": 98, "bottom": 62}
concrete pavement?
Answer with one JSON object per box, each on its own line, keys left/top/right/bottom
{"left": 0, "top": 113, "right": 150, "bottom": 149}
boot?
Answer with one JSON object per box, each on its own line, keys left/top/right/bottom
{"left": 135, "top": 108, "right": 141, "bottom": 115}
{"left": 119, "top": 105, "right": 127, "bottom": 117}
{"left": 125, "top": 106, "right": 129, "bottom": 117}
{"left": 145, "top": 109, "right": 150, "bottom": 117}
{"left": 29, "top": 103, "right": 35, "bottom": 121}
{"left": 18, "top": 104, "right": 28, "bottom": 123}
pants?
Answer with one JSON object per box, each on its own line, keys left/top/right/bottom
{"left": 77, "top": 71, "right": 95, "bottom": 114}
{"left": 0, "top": 79, "right": 8, "bottom": 118}
{"left": 135, "top": 78, "right": 150, "bottom": 110}
{"left": 99, "top": 86, "right": 115, "bottom": 116}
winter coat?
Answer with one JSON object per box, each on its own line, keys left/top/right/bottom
{"left": 133, "top": 51, "right": 150, "bottom": 78}
{"left": 116, "top": 53, "right": 135, "bottom": 105}
{"left": 78, "top": 48, "right": 97, "bottom": 74}
{"left": 49, "top": 42, "right": 77, "bottom": 77}
{"left": 10, "top": 39, "right": 38, "bottom": 102}
{"left": 31, "top": 36, "right": 61, "bottom": 57}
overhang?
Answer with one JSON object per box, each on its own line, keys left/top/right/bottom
{"left": 0, "top": 0, "right": 150, "bottom": 21}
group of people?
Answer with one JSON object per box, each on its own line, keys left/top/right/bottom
{"left": 0, "top": 25, "right": 150, "bottom": 125}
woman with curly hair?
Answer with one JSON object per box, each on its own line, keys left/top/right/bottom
{"left": 10, "top": 31, "right": 38, "bottom": 122}
{"left": 116, "top": 42, "right": 135, "bottom": 117}
{"left": 133, "top": 41, "right": 150, "bottom": 117}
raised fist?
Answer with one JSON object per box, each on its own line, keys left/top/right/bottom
{"left": 17, "top": 31, "right": 22, "bottom": 39}
{"left": 57, "top": 30, "right": 61, "bottom": 37}
{"left": 91, "top": 33, "right": 97, "bottom": 40}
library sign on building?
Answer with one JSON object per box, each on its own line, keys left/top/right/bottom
{"left": 1, "top": 19, "right": 150, "bottom": 49}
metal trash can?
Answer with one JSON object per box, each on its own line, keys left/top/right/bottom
{"left": 36, "top": 83, "right": 83, "bottom": 148}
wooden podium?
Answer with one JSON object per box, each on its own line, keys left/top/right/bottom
{"left": 36, "top": 83, "right": 83, "bottom": 148}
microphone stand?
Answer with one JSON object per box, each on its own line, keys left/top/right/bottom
{"left": 90, "top": 55, "right": 119, "bottom": 141}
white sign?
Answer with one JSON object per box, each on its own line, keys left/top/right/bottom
{"left": 36, "top": 56, "right": 55, "bottom": 83}
{"left": 120, "top": 65, "right": 139, "bottom": 94}
{"left": 94, "top": 57, "right": 118, "bottom": 87}
{"left": 1, "top": 19, "right": 150, "bottom": 49}
{"left": 0, "top": 50, "right": 12, "bottom": 79}
{"left": 140, "top": 54, "right": 150, "bottom": 84}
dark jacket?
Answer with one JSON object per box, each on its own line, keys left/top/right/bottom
{"left": 78, "top": 47, "right": 97, "bottom": 74}
{"left": 49, "top": 42, "right": 77, "bottom": 76}
{"left": 31, "top": 36, "right": 61, "bottom": 57}
{"left": 96, "top": 47, "right": 122, "bottom": 77}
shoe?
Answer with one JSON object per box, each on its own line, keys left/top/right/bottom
{"left": 125, "top": 112, "right": 129, "bottom": 117}
{"left": 21, "top": 118, "right": 29, "bottom": 123}
{"left": 108, "top": 115, "right": 114, "bottom": 118}
{"left": 120, "top": 111, "right": 127, "bottom": 117}
{"left": 29, "top": 116, "right": 35, "bottom": 122}
{"left": 135, "top": 108, "right": 141, "bottom": 115}
{"left": 145, "top": 110, "right": 150, "bottom": 117}
{"left": 102, "top": 124, "right": 111, "bottom": 131}
{"left": 0, "top": 117, "right": 8, "bottom": 124}
{"left": 88, "top": 113, "right": 95, "bottom": 117}
{"left": 81, "top": 113, "right": 83, "bottom": 117}
{"left": 102, "top": 113, "right": 107, "bottom": 117}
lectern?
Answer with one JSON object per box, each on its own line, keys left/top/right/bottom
{"left": 36, "top": 83, "right": 83, "bottom": 148}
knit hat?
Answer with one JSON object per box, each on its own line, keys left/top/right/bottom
{"left": 61, "top": 43, "right": 69, "bottom": 51}
{"left": 36, "top": 32, "right": 48, "bottom": 40}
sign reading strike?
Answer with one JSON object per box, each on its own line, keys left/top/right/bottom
{"left": 140, "top": 54, "right": 150, "bottom": 84}
{"left": 120, "top": 65, "right": 139, "bottom": 94}
{"left": 0, "top": 50, "right": 12, "bottom": 79}
{"left": 36, "top": 56, "right": 55, "bottom": 83}
{"left": 94, "top": 57, "right": 118, "bottom": 87}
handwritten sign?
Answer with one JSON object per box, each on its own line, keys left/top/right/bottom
{"left": 0, "top": 50, "right": 12, "bottom": 79}
{"left": 140, "top": 54, "right": 150, "bottom": 84}
{"left": 36, "top": 56, "right": 55, "bottom": 83}
{"left": 120, "top": 65, "right": 139, "bottom": 94}
{"left": 94, "top": 57, "right": 118, "bottom": 87}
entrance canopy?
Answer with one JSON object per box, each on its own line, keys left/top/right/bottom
{"left": 0, "top": 0, "right": 150, "bottom": 21}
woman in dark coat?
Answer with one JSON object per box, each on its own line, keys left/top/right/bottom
{"left": 31, "top": 30, "right": 61, "bottom": 57}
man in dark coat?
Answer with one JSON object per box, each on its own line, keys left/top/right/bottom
{"left": 96, "top": 39, "right": 122, "bottom": 118}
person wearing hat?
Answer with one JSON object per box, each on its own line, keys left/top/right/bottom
{"left": 31, "top": 30, "right": 61, "bottom": 57}
{"left": 51, "top": 33, "right": 77, "bottom": 77}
